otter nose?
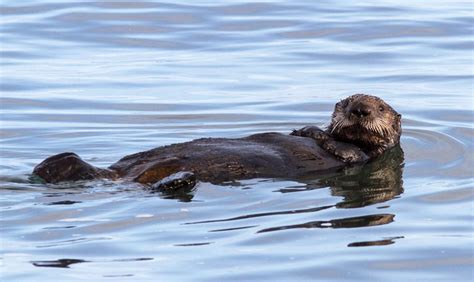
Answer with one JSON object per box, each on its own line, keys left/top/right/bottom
{"left": 351, "top": 105, "right": 372, "bottom": 118}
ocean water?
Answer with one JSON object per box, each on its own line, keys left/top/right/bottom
{"left": 1, "top": 0, "right": 473, "bottom": 281}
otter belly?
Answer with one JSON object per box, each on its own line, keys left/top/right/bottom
{"left": 109, "top": 132, "right": 345, "bottom": 184}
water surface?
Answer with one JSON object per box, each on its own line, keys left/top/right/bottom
{"left": 1, "top": 0, "right": 473, "bottom": 281}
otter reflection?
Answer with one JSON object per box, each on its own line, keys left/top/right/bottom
{"left": 31, "top": 258, "right": 88, "bottom": 268}
{"left": 185, "top": 146, "right": 404, "bottom": 232}
{"left": 258, "top": 214, "right": 395, "bottom": 233}
{"left": 276, "top": 145, "right": 404, "bottom": 208}
{"left": 256, "top": 145, "right": 404, "bottom": 233}
{"left": 321, "top": 145, "right": 404, "bottom": 209}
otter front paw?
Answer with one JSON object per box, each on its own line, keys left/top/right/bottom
{"left": 322, "top": 140, "right": 369, "bottom": 163}
{"left": 150, "top": 171, "right": 196, "bottom": 191}
{"left": 291, "top": 126, "right": 329, "bottom": 144}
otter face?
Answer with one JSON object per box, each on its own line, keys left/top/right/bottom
{"left": 328, "top": 94, "right": 401, "bottom": 156}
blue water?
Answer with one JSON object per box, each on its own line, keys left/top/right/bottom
{"left": 1, "top": 1, "right": 473, "bottom": 281}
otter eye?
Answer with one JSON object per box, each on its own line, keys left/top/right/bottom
{"left": 379, "top": 106, "right": 384, "bottom": 112}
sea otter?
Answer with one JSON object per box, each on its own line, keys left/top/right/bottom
{"left": 32, "top": 94, "right": 401, "bottom": 190}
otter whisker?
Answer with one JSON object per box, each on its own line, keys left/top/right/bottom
{"left": 330, "top": 116, "right": 346, "bottom": 134}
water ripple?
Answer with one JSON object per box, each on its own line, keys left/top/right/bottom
{"left": 1, "top": 1, "right": 473, "bottom": 281}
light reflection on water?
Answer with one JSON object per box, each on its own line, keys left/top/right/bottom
{"left": 1, "top": 0, "right": 473, "bottom": 281}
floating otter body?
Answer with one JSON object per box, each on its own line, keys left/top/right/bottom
{"left": 33, "top": 133, "right": 350, "bottom": 184}
{"left": 33, "top": 94, "right": 401, "bottom": 189}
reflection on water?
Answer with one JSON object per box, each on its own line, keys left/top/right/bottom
{"left": 32, "top": 259, "right": 88, "bottom": 269}
{"left": 1, "top": 0, "right": 473, "bottom": 281}
{"left": 186, "top": 145, "right": 404, "bottom": 232}
{"left": 185, "top": 204, "right": 333, "bottom": 225}
{"left": 327, "top": 146, "right": 404, "bottom": 209}
{"left": 45, "top": 200, "right": 82, "bottom": 205}
{"left": 258, "top": 214, "right": 395, "bottom": 233}
{"left": 31, "top": 257, "right": 153, "bottom": 268}
{"left": 348, "top": 236, "right": 404, "bottom": 247}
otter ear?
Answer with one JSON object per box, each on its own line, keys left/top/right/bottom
{"left": 396, "top": 114, "right": 402, "bottom": 129}
{"left": 337, "top": 98, "right": 349, "bottom": 108}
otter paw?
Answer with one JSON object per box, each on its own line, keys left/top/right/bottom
{"left": 150, "top": 171, "right": 197, "bottom": 191}
{"left": 291, "top": 126, "right": 329, "bottom": 143}
{"left": 322, "top": 141, "right": 369, "bottom": 163}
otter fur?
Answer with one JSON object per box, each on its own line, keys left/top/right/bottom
{"left": 32, "top": 94, "right": 401, "bottom": 188}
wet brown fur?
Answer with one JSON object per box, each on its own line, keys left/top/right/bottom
{"left": 33, "top": 94, "right": 401, "bottom": 184}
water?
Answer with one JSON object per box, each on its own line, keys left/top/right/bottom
{"left": 1, "top": 0, "right": 473, "bottom": 280}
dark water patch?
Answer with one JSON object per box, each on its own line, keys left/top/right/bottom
{"left": 371, "top": 256, "right": 474, "bottom": 270}
{"left": 435, "top": 40, "right": 474, "bottom": 50}
{"left": 216, "top": 19, "right": 300, "bottom": 32}
{"left": 174, "top": 242, "right": 213, "bottom": 247}
{"left": 102, "top": 36, "right": 196, "bottom": 50}
{"left": 0, "top": 78, "right": 158, "bottom": 92}
{"left": 0, "top": 81, "right": 48, "bottom": 92}
{"left": 348, "top": 236, "right": 404, "bottom": 247}
{"left": 0, "top": 97, "right": 276, "bottom": 112}
{"left": 209, "top": 225, "right": 258, "bottom": 233}
{"left": 209, "top": 2, "right": 291, "bottom": 15}
{"left": 51, "top": 11, "right": 204, "bottom": 26}
{"left": 288, "top": 51, "right": 398, "bottom": 64}
{"left": 42, "top": 225, "right": 76, "bottom": 230}
{"left": 112, "top": 257, "right": 153, "bottom": 262}
{"left": 45, "top": 200, "right": 82, "bottom": 205}
{"left": 31, "top": 258, "right": 88, "bottom": 268}
{"left": 0, "top": 2, "right": 81, "bottom": 15}
{"left": 30, "top": 257, "right": 153, "bottom": 268}
{"left": 258, "top": 214, "right": 395, "bottom": 233}
{"left": 0, "top": 50, "right": 46, "bottom": 59}
{"left": 185, "top": 204, "right": 334, "bottom": 225}
{"left": 87, "top": 24, "right": 174, "bottom": 35}
{"left": 92, "top": 1, "right": 170, "bottom": 10}
{"left": 337, "top": 22, "right": 467, "bottom": 41}
{"left": 279, "top": 27, "right": 347, "bottom": 40}
{"left": 103, "top": 274, "right": 134, "bottom": 278}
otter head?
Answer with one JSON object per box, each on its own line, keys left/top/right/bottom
{"left": 328, "top": 94, "right": 401, "bottom": 157}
